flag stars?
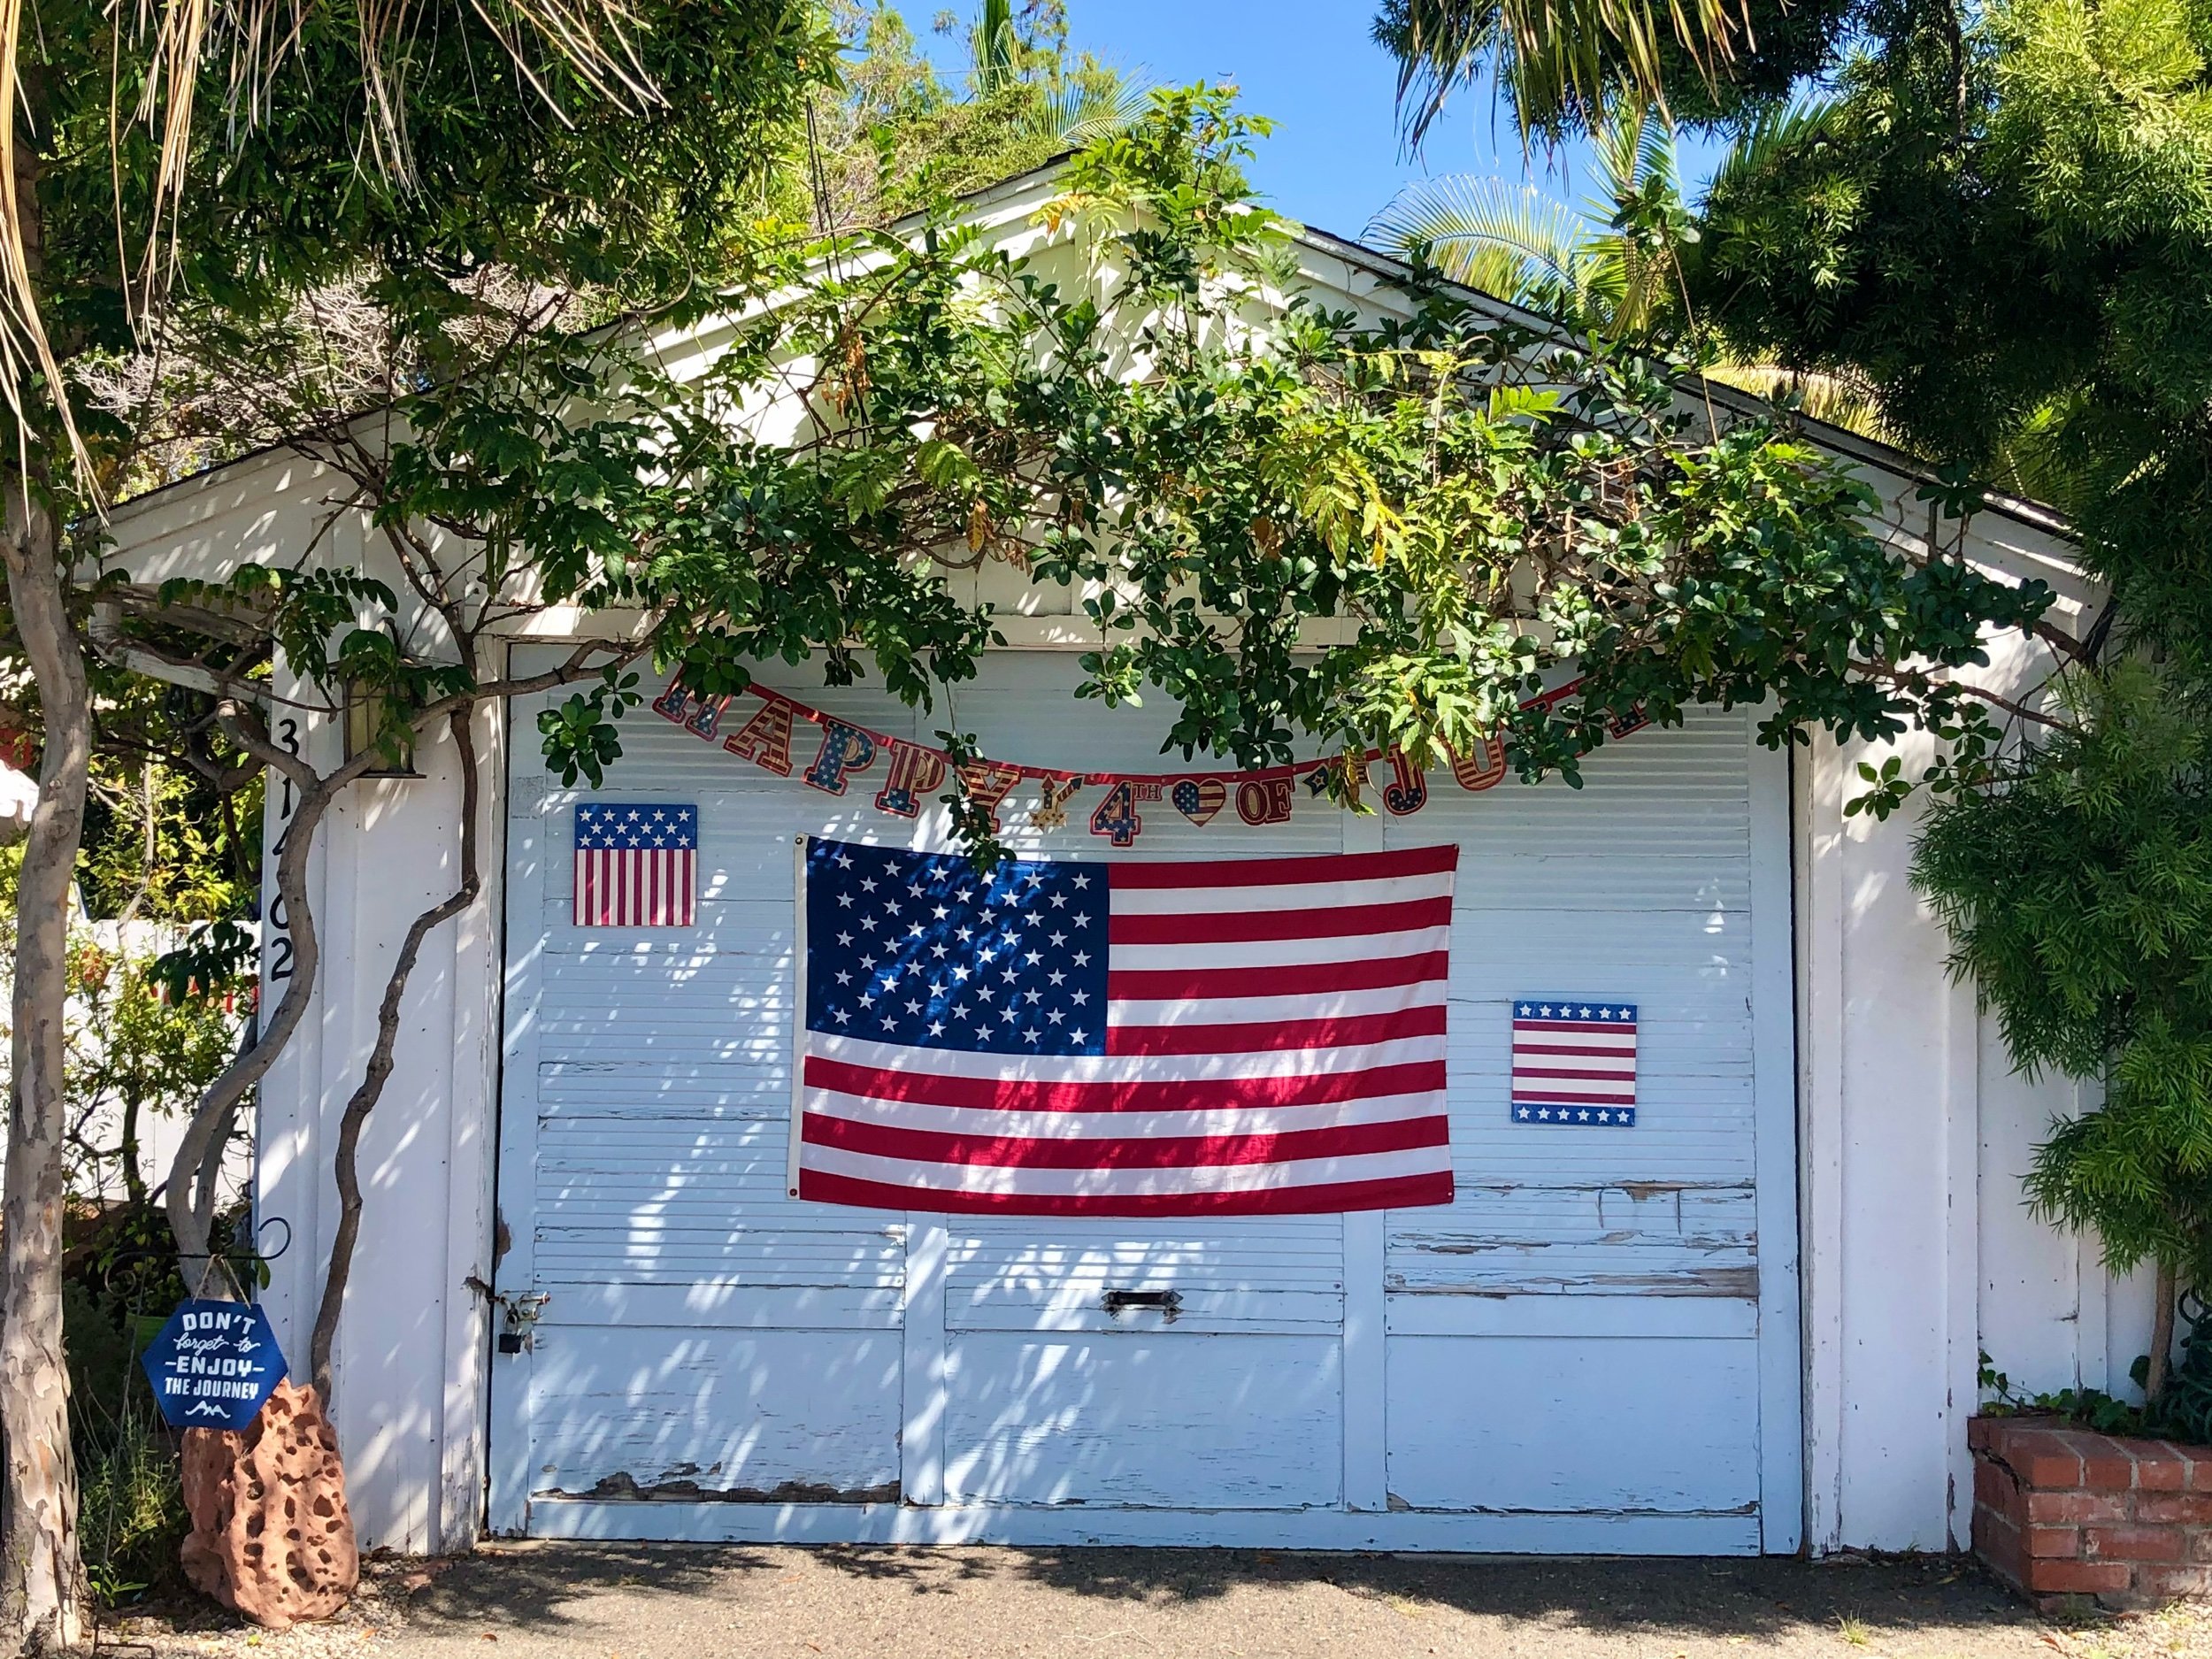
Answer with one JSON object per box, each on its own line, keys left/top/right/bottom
{"left": 806, "top": 841, "right": 1108, "bottom": 1056}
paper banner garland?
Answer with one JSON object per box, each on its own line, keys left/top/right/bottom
{"left": 648, "top": 678, "right": 1647, "bottom": 848}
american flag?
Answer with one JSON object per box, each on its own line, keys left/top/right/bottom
{"left": 1510, "top": 998, "right": 1638, "bottom": 1126}
{"left": 573, "top": 803, "right": 697, "bottom": 927}
{"left": 794, "top": 838, "right": 1458, "bottom": 1216}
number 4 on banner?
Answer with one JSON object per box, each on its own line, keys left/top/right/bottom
{"left": 1089, "top": 780, "right": 1160, "bottom": 846}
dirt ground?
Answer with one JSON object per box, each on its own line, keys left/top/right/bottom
{"left": 102, "top": 1544, "right": 2212, "bottom": 1659}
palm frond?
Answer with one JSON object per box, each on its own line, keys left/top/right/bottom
{"left": 1384, "top": 0, "right": 1749, "bottom": 148}
{"left": 1702, "top": 95, "right": 1839, "bottom": 205}
{"left": 1032, "top": 73, "right": 1157, "bottom": 146}
{"left": 1707, "top": 361, "right": 1897, "bottom": 442}
{"left": 4, "top": 0, "right": 661, "bottom": 500}
{"left": 1366, "top": 174, "right": 1594, "bottom": 307}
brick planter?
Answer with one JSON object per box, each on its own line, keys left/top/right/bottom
{"left": 1971, "top": 1415, "right": 2212, "bottom": 1608}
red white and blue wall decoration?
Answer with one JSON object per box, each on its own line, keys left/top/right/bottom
{"left": 1509, "top": 999, "right": 1639, "bottom": 1126}
{"left": 573, "top": 803, "right": 698, "bottom": 927}
{"left": 649, "top": 677, "right": 1649, "bottom": 849}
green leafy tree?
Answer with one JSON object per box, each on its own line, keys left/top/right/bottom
{"left": 1916, "top": 667, "right": 2212, "bottom": 1402}
{"left": 1, "top": 0, "right": 824, "bottom": 1638}
{"left": 1379, "top": 0, "right": 2212, "bottom": 1409}
{"left": 818, "top": 0, "right": 1154, "bottom": 226}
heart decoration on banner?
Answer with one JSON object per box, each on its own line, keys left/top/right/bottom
{"left": 1171, "top": 778, "right": 1226, "bottom": 826}
{"left": 647, "top": 678, "right": 1647, "bottom": 848}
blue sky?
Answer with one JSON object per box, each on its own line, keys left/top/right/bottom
{"left": 878, "top": 2, "right": 1729, "bottom": 245}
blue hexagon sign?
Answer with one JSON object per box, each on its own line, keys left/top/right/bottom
{"left": 141, "top": 1300, "right": 287, "bottom": 1431}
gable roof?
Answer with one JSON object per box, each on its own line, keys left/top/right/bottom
{"left": 104, "top": 153, "right": 2076, "bottom": 552}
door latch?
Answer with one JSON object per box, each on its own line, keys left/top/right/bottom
{"left": 1101, "top": 1288, "right": 1182, "bottom": 1320}
{"left": 467, "top": 1275, "right": 551, "bottom": 1353}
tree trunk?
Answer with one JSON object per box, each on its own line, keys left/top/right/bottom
{"left": 2147, "top": 1259, "right": 2179, "bottom": 1408}
{"left": 0, "top": 480, "right": 89, "bottom": 1652}
{"left": 308, "top": 710, "right": 480, "bottom": 1408}
{"left": 164, "top": 703, "right": 332, "bottom": 1294}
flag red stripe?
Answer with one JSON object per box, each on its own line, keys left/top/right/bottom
{"left": 1511, "top": 1088, "right": 1637, "bottom": 1104}
{"left": 803, "top": 1110, "right": 1449, "bottom": 1170}
{"left": 795, "top": 1167, "right": 1455, "bottom": 1216}
{"left": 1511, "top": 1041, "right": 1637, "bottom": 1056}
{"left": 803, "top": 1055, "right": 1446, "bottom": 1114}
{"left": 1108, "top": 844, "right": 1457, "bottom": 889}
{"left": 1105, "top": 1005, "right": 1446, "bottom": 1055}
{"left": 1112, "top": 895, "right": 1450, "bottom": 945}
{"left": 1108, "top": 951, "right": 1449, "bottom": 1001}
{"left": 1512, "top": 1064, "right": 1635, "bottom": 1079}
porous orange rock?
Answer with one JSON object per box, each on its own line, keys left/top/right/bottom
{"left": 180, "top": 1379, "right": 358, "bottom": 1630}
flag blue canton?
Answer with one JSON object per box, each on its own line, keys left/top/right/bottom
{"left": 1512, "top": 1000, "right": 1637, "bottom": 1022}
{"left": 576, "top": 803, "right": 697, "bottom": 849}
{"left": 803, "top": 840, "right": 1109, "bottom": 1056}
{"left": 1512, "top": 1102, "right": 1638, "bottom": 1126}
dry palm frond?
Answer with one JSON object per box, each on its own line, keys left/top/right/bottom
{"left": 1706, "top": 361, "right": 1897, "bottom": 443}
{"left": 5, "top": 0, "right": 662, "bottom": 503}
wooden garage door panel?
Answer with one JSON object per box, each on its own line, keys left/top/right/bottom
{"left": 942, "top": 1333, "right": 1343, "bottom": 1508}
{"left": 493, "top": 654, "right": 1795, "bottom": 1540}
{"left": 1385, "top": 1333, "right": 1760, "bottom": 1512}
{"left": 527, "top": 1327, "right": 902, "bottom": 1501}
{"left": 948, "top": 1217, "right": 1345, "bottom": 1333}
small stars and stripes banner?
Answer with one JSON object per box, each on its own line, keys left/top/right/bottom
{"left": 793, "top": 836, "right": 1459, "bottom": 1215}
{"left": 573, "top": 803, "right": 698, "bottom": 927}
{"left": 649, "top": 677, "right": 1651, "bottom": 846}
{"left": 1510, "top": 999, "right": 1639, "bottom": 1127}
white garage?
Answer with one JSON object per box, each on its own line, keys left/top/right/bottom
{"left": 486, "top": 649, "right": 1798, "bottom": 1549}
{"left": 104, "top": 174, "right": 2114, "bottom": 1558}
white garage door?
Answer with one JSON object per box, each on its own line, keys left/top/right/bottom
{"left": 488, "top": 652, "right": 1800, "bottom": 1550}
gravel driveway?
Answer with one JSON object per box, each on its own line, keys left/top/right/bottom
{"left": 107, "top": 1543, "right": 2212, "bottom": 1659}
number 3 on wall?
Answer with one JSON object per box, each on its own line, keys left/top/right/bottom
{"left": 267, "top": 717, "right": 302, "bottom": 979}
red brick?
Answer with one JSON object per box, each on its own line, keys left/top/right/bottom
{"left": 2139, "top": 1564, "right": 2212, "bottom": 1599}
{"left": 2133, "top": 1493, "right": 2212, "bottom": 1525}
{"left": 2057, "top": 1432, "right": 2140, "bottom": 1492}
{"left": 2028, "top": 1488, "right": 2131, "bottom": 1524}
{"left": 1978, "top": 1525, "right": 2028, "bottom": 1590}
{"left": 2188, "top": 1529, "right": 2212, "bottom": 1563}
{"left": 2026, "top": 1559, "right": 2133, "bottom": 1595}
{"left": 2137, "top": 1447, "right": 2189, "bottom": 1492}
{"left": 2086, "top": 1525, "right": 2185, "bottom": 1563}
{"left": 1976, "top": 1457, "right": 2016, "bottom": 1508}
{"left": 1993, "top": 1425, "right": 2088, "bottom": 1488}
{"left": 2028, "top": 1525, "right": 2082, "bottom": 1558}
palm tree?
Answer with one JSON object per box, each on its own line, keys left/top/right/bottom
{"left": 958, "top": 0, "right": 1154, "bottom": 145}
{"left": 1366, "top": 101, "right": 1895, "bottom": 440}
{"left": 1377, "top": 0, "right": 1749, "bottom": 147}
{"left": 1366, "top": 100, "right": 1680, "bottom": 334}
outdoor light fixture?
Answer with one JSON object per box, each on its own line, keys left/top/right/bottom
{"left": 342, "top": 684, "right": 420, "bottom": 779}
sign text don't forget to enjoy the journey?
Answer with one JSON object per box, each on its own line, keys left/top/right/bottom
{"left": 141, "top": 1298, "right": 287, "bottom": 1432}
